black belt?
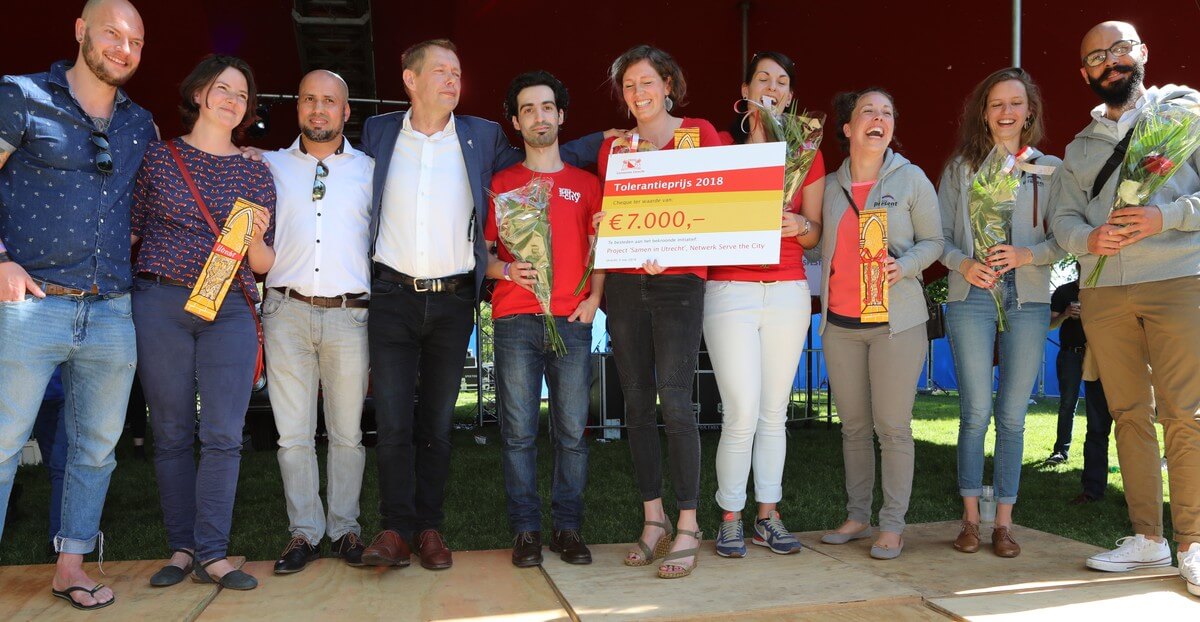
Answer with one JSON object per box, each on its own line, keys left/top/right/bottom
{"left": 1065, "top": 346, "right": 1085, "bottom": 354}
{"left": 373, "top": 263, "right": 472, "bottom": 294}
{"left": 137, "top": 272, "right": 190, "bottom": 288}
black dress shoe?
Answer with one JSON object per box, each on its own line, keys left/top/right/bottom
{"left": 150, "top": 549, "right": 194, "bottom": 587}
{"left": 550, "top": 529, "right": 592, "bottom": 565}
{"left": 273, "top": 536, "right": 320, "bottom": 575}
{"left": 332, "top": 532, "right": 366, "bottom": 567}
{"left": 512, "top": 531, "right": 543, "bottom": 568}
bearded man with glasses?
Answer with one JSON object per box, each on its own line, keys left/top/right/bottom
{"left": 258, "top": 70, "right": 375, "bottom": 575}
{"left": 0, "top": 0, "right": 154, "bottom": 611}
{"left": 1052, "top": 20, "right": 1200, "bottom": 597}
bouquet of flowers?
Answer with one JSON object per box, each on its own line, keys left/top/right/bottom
{"left": 1084, "top": 99, "right": 1200, "bottom": 287}
{"left": 745, "top": 97, "right": 825, "bottom": 210}
{"left": 493, "top": 176, "right": 566, "bottom": 356}
{"left": 968, "top": 144, "right": 1032, "bottom": 332}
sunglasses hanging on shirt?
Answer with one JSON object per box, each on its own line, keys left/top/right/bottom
{"left": 91, "top": 131, "right": 113, "bottom": 175}
{"left": 312, "top": 161, "right": 328, "bottom": 201}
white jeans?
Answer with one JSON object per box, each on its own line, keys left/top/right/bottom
{"left": 703, "top": 280, "right": 811, "bottom": 511}
{"left": 261, "top": 288, "right": 369, "bottom": 543}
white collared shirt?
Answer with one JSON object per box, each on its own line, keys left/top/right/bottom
{"left": 1089, "top": 87, "right": 1155, "bottom": 140}
{"left": 263, "top": 136, "right": 375, "bottom": 297}
{"left": 373, "top": 110, "right": 474, "bottom": 279}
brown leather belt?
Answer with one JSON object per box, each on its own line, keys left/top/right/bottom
{"left": 373, "top": 263, "right": 472, "bottom": 294}
{"left": 272, "top": 287, "right": 369, "bottom": 308}
{"left": 37, "top": 281, "right": 101, "bottom": 297}
{"left": 136, "top": 272, "right": 191, "bottom": 288}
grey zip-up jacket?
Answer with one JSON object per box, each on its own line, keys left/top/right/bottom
{"left": 1051, "top": 84, "right": 1200, "bottom": 288}
{"left": 938, "top": 149, "right": 1066, "bottom": 305}
{"left": 818, "top": 149, "right": 944, "bottom": 335}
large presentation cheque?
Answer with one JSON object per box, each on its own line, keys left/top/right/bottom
{"left": 595, "top": 141, "right": 785, "bottom": 269}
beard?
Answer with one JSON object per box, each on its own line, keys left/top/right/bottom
{"left": 522, "top": 124, "right": 558, "bottom": 148}
{"left": 81, "top": 33, "right": 135, "bottom": 87}
{"left": 1087, "top": 62, "right": 1145, "bottom": 108}
{"left": 301, "top": 123, "right": 342, "bottom": 143}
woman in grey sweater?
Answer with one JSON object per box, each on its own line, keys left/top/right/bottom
{"left": 938, "top": 67, "right": 1064, "bottom": 558}
{"left": 817, "top": 88, "right": 943, "bottom": 559}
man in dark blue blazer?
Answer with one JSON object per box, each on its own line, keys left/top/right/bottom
{"left": 357, "top": 39, "right": 604, "bottom": 570}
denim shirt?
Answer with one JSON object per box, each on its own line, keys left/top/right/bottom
{"left": 0, "top": 61, "right": 156, "bottom": 294}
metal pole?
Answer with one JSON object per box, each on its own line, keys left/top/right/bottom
{"left": 740, "top": 1, "right": 751, "bottom": 74}
{"left": 1012, "top": 0, "right": 1022, "bottom": 67}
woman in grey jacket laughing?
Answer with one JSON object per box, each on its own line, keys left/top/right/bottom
{"left": 938, "top": 67, "right": 1064, "bottom": 559}
{"left": 817, "top": 88, "right": 943, "bottom": 560}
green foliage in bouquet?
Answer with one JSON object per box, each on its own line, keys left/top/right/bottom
{"left": 968, "top": 145, "right": 1023, "bottom": 332}
{"left": 492, "top": 176, "right": 566, "bottom": 356}
{"left": 746, "top": 99, "right": 825, "bottom": 209}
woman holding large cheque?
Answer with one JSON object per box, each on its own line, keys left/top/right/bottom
{"left": 938, "top": 67, "right": 1062, "bottom": 558}
{"left": 131, "top": 55, "right": 275, "bottom": 591}
{"left": 706, "top": 51, "right": 824, "bottom": 559}
{"left": 816, "top": 88, "right": 942, "bottom": 560}
{"left": 597, "top": 44, "right": 719, "bottom": 579}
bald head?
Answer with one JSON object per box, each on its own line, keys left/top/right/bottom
{"left": 1080, "top": 21, "right": 1141, "bottom": 60}
{"left": 75, "top": 0, "right": 144, "bottom": 87}
{"left": 297, "top": 70, "right": 351, "bottom": 144}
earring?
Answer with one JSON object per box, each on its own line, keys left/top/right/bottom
{"left": 665, "top": 96, "right": 674, "bottom": 112}
{"left": 1023, "top": 117, "right": 1032, "bottom": 129}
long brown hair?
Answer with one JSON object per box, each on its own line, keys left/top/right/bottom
{"left": 951, "top": 67, "right": 1045, "bottom": 171}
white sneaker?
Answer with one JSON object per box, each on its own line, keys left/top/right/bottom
{"left": 1085, "top": 535, "right": 1173, "bottom": 572}
{"left": 1181, "top": 542, "right": 1200, "bottom": 597}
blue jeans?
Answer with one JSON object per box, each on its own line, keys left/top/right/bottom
{"left": 946, "top": 277, "right": 1049, "bottom": 504}
{"left": 494, "top": 314, "right": 592, "bottom": 533}
{"left": 133, "top": 279, "right": 257, "bottom": 562}
{"left": 34, "top": 366, "right": 68, "bottom": 543}
{"left": 0, "top": 293, "right": 136, "bottom": 553}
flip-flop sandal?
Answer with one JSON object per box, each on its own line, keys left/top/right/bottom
{"left": 51, "top": 584, "right": 115, "bottom": 610}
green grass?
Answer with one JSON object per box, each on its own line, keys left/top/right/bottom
{"left": 0, "top": 392, "right": 1170, "bottom": 565}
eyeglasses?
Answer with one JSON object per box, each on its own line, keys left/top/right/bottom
{"left": 1083, "top": 40, "right": 1141, "bottom": 68}
{"left": 91, "top": 131, "right": 113, "bottom": 175}
{"left": 312, "top": 161, "right": 328, "bottom": 201}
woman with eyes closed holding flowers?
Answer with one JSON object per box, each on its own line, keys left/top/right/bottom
{"left": 938, "top": 67, "right": 1063, "bottom": 559}
{"left": 596, "top": 44, "right": 719, "bottom": 580}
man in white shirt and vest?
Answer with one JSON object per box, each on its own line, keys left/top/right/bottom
{"left": 357, "top": 39, "right": 603, "bottom": 570}
{"left": 260, "top": 70, "right": 373, "bottom": 574}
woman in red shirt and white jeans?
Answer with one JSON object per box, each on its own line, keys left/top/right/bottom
{"left": 599, "top": 45, "right": 719, "bottom": 579}
{"left": 706, "top": 51, "right": 823, "bottom": 559}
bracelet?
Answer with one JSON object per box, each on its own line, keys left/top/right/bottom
{"left": 502, "top": 262, "right": 512, "bottom": 281}
{"left": 0, "top": 252, "right": 10, "bottom": 264}
{"left": 799, "top": 217, "right": 811, "bottom": 237}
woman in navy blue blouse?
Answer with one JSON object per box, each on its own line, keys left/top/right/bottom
{"left": 130, "top": 55, "right": 275, "bottom": 591}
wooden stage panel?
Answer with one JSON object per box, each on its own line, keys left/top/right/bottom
{"left": 197, "top": 551, "right": 571, "bottom": 622}
{"left": 927, "top": 576, "right": 1200, "bottom": 619}
{"left": 539, "top": 541, "right": 922, "bottom": 621}
{"left": 0, "top": 557, "right": 240, "bottom": 622}
{"left": 799, "top": 521, "right": 1178, "bottom": 598}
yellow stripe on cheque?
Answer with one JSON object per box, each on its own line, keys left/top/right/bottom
{"left": 598, "top": 196, "right": 781, "bottom": 237}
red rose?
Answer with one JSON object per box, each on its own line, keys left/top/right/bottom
{"left": 1141, "top": 154, "right": 1175, "bottom": 176}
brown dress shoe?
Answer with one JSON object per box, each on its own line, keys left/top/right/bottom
{"left": 992, "top": 526, "right": 1021, "bottom": 558}
{"left": 953, "top": 520, "right": 981, "bottom": 553}
{"left": 550, "top": 529, "right": 593, "bottom": 565}
{"left": 361, "top": 530, "right": 412, "bottom": 567}
{"left": 415, "top": 529, "right": 453, "bottom": 570}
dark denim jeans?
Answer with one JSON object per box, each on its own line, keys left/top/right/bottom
{"left": 1053, "top": 348, "right": 1084, "bottom": 455}
{"left": 605, "top": 273, "right": 704, "bottom": 510}
{"left": 133, "top": 279, "right": 257, "bottom": 562}
{"left": 1081, "top": 378, "right": 1113, "bottom": 499}
{"left": 368, "top": 277, "right": 475, "bottom": 538}
{"left": 494, "top": 314, "right": 592, "bottom": 533}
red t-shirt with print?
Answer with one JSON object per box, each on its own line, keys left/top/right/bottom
{"left": 707, "top": 150, "right": 825, "bottom": 282}
{"left": 828, "top": 181, "right": 875, "bottom": 318}
{"left": 485, "top": 163, "right": 602, "bottom": 318}
{"left": 596, "top": 117, "right": 721, "bottom": 280}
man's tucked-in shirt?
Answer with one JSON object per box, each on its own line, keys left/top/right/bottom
{"left": 373, "top": 110, "right": 473, "bottom": 279}
{"left": 264, "top": 137, "right": 374, "bottom": 297}
{"left": 0, "top": 61, "right": 156, "bottom": 293}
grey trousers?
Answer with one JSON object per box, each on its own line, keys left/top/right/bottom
{"left": 823, "top": 323, "right": 927, "bottom": 533}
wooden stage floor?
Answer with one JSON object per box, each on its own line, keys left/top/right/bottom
{"left": 2, "top": 522, "right": 1192, "bottom": 621}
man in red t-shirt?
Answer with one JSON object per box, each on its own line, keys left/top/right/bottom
{"left": 483, "top": 71, "right": 603, "bottom": 568}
